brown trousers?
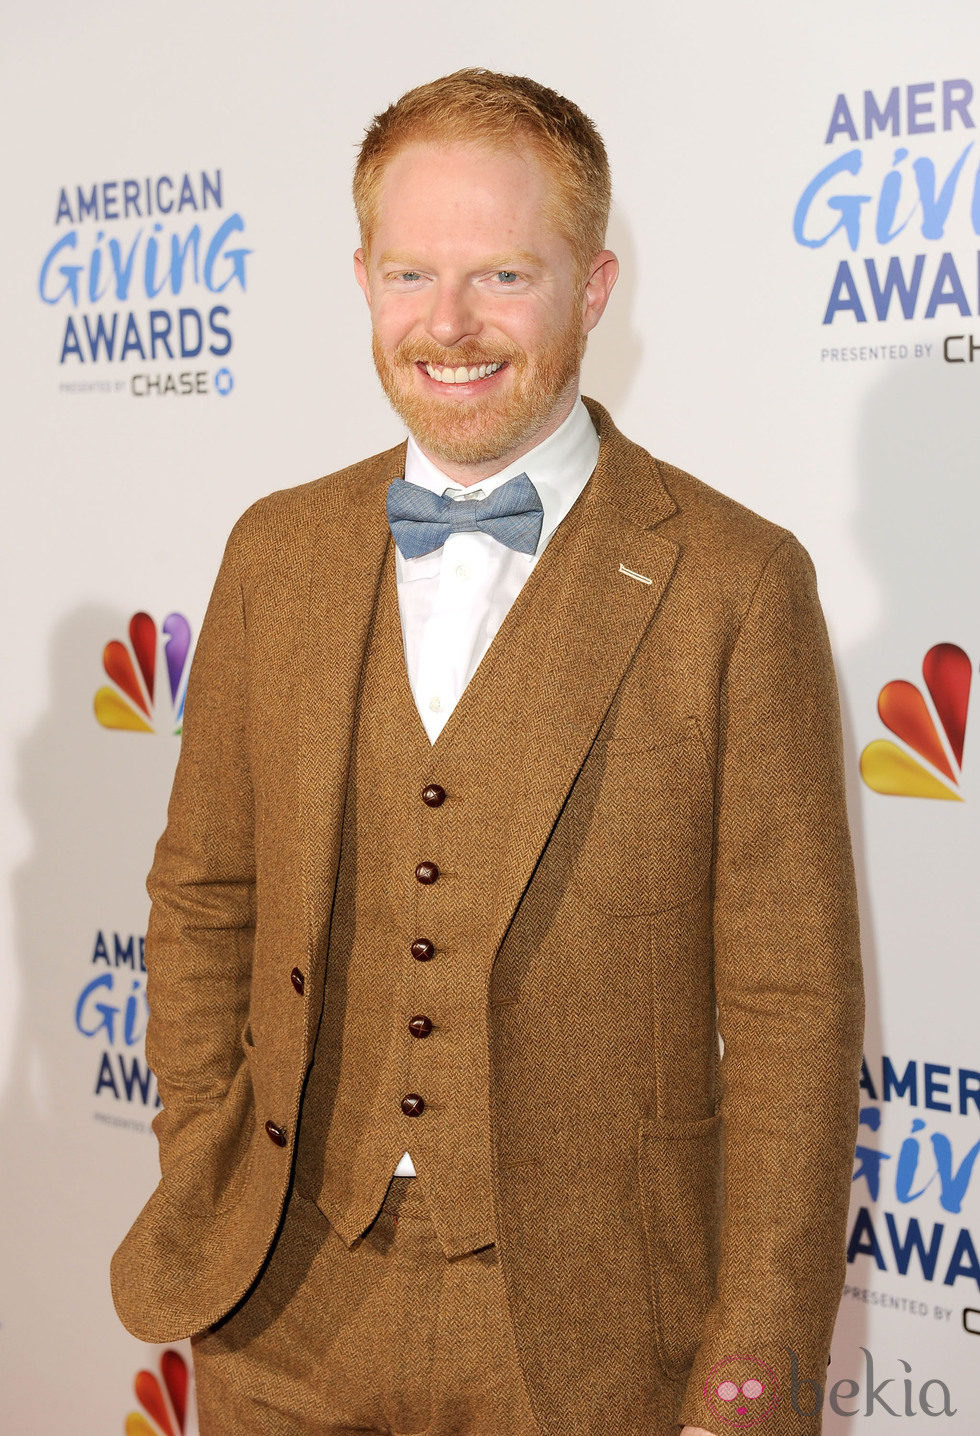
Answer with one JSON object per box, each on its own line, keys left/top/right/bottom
{"left": 192, "top": 1179, "right": 542, "bottom": 1435}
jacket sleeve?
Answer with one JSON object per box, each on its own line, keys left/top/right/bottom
{"left": 679, "top": 535, "right": 864, "bottom": 1435}
{"left": 142, "top": 518, "right": 257, "bottom": 1198}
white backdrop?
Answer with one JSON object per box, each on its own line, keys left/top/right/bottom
{"left": 2, "top": 2, "right": 978, "bottom": 1430}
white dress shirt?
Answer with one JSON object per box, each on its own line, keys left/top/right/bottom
{"left": 391, "top": 397, "right": 600, "bottom": 1175}
{"left": 396, "top": 397, "right": 600, "bottom": 743}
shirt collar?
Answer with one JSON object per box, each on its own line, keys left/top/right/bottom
{"left": 402, "top": 397, "right": 599, "bottom": 555}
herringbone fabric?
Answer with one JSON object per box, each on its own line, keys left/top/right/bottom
{"left": 111, "top": 400, "right": 864, "bottom": 1436}
{"left": 192, "top": 1179, "right": 541, "bottom": 1434}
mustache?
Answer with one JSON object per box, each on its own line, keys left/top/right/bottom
{"left": 391, "top": 336, "right": 524, "bottom": 369}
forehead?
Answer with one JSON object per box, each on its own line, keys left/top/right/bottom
{"left": 372, "top": 140, "right": 559, "bottom": 245}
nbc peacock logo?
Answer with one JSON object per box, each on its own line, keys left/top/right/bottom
{"left": 860, "top": 643, "right": 971, "bottom": 801}
{"left": 125, "top": 1348, "right": 191, "bottom": 1435}
{"left": 94, "top": 612, "right": 193, "bottom": 735}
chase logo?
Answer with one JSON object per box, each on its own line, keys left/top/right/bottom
{"left": 860, "top": 643, "right": 970, "bottom": 800}
{"left": 125, "top": 1348, "right": 190, "bottom": 1435}
{"left": 94, "top": 612, "right": 193, "bottom": 735}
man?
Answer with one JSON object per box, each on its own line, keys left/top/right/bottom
{"left": 113, "top": 70, "right": 864, "bottom": 1436}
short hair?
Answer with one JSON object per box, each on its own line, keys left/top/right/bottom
{"left": 353, "top": 68, "right": 611, "bottom": 276}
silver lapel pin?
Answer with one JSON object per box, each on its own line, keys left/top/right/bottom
{"left": 618, "top": 563, "right": 653, "bottom": 586}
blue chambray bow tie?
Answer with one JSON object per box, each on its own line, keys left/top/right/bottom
{"left": 386, "top": 473, "right": 544, "bottom": 560}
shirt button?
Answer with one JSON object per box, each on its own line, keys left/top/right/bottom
{"left": 415, "top": 861, "right": 439, "bottom": 884}
{"left": 428, "top": 696, "right": 443, "bottom": 712}
{"left": 265, "top": 1120, "right": 288, "bottom": 1147}
{"left": 408, "top": 1014, "right": 433, "bottom": 1038}
{"left": 290, "top": 967, "right": 305, "bottom": 995}
{"left": 411, "top": 938, "right": 435, "bottom": 961}
{"left": 401, "top": 1093, "right": 426, "bottom": 1117}
{"left": 421, "top": 784, "right": 446, "bottom": 807}
{"left": 455, "top": 563, "right": 471, "bottom": 580}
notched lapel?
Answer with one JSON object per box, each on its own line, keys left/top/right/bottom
{"left": 485, "top": 509, "right": 678, "bottom": 959}
{"left": 477, "top": 411, "right": 681, "bottom": 959}
{"left": 298, "top": 457, "right": 400, "bottom": 997}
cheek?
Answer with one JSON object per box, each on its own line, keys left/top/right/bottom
{"left": 371, "top": 294, "right": 419, "bottom": 343}
{"left": 503, "top": 313, "right": 563, "bottom": 359}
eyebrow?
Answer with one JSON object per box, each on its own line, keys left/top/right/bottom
{"left": 377, "top": 249, "right": 544, "bottom": 270}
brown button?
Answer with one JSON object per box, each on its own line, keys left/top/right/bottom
{"left": 415, "top": 860, "right": 439, "bottom": 884}
{"left": 290, "top": 967, "right": 305, "bottom": 995}
{"left": 400, "top": 1093, "right": 426, "bottom": 1117}
{"left": 265, "top": 1120, "right": 287, "bottom": 1147}
{"left": 422, "top": 783, "right": 446, "bottom": 807}
{"left": 411, "top": 938, "right": 435, "bottom": 961}
{"left": 408, "top": 1014, "right": 433, "bottom": 1038}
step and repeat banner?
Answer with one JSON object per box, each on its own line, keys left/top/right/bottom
{"left": 1, "top": 2, "right": 978, "bottom": 1430}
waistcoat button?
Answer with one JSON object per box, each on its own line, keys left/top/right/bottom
{"left": 265, "top": 1120, "right": 287, "bottom": 1147}
{"left": 411, "top": 938, "right": 435, "bottom": 961}
{"left": 421, "top": 784, "right": 446, "bottom": 807}
{"left": 290, "top": 967, "right": 305, "bottom": 995}
{"left": 415, "top": 860, "right": 439, "bottom": 884}
{"left": 408, "top": 1014, "right": 433, "bottom": 1038}
{"left": 401, "top": 1093, "right": 426, "bottom": 1117}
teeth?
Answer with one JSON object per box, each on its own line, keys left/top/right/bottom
{"left": 423, "top": 362, "right": 502, "bottom": 384}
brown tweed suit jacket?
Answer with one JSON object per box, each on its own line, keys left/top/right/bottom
{"left": 111, "top": 400, "right": 863, "bottom": 1435}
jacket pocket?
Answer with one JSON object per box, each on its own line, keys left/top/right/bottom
{"left": 562, "top": 726, "right": 713, "bottom": 915}
{"left": 637, "top": 1112, "right": 721, "bottom": 1377}
{"left": 153, "top": 1046, "right": 257, "bottom": 1216}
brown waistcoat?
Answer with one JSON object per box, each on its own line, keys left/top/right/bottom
{"left": 296, "top": 548, "right": 500, "bottom": 1256}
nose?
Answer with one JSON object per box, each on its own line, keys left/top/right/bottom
{"left": 426, "top": 279, "right": 480, "bottom": 349}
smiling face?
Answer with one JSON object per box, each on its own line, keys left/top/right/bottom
{"left": 354, "top": 141, "right": 618, "bottom": 483}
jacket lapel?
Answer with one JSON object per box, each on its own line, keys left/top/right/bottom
{"left": 429, "top": 402, "right": 680, "bottom": 961}
{"left": 298, "top": 447, "right": 402, "bottom": 991}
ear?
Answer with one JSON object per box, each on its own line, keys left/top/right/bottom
{"left": 353, "top": 248, "right": 372, "bottom": 308}
{"left": 581, "top": 250, "right": 619, "bottom": 335}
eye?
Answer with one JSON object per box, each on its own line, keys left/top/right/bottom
{"left": 495, "top": 270, "right": 519, "bottom": 283}
{"left": 399, "top": 271, "right": 422, "bottom": 282}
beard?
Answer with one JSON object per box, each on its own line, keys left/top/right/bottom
{"left": 370, "top": 316, "right": 585, "bottom": 468}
